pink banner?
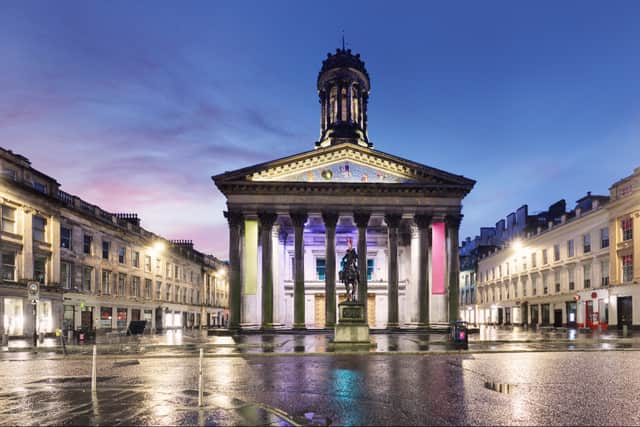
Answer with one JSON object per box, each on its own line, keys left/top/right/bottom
{"left": 431, "top": 222, "right": 446, "bottom": 295}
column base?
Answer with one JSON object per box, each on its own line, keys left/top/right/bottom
{"left": 415, "top": 323, "right": 431, "bottom": 330}
{"left": 260, "top": 323, "right": 275, "bottom": 331}
{"left": 324, "top": 322, "right": 336, "bottom": 329}
{"left": 386, "top": 322, "right": 401, "bottom": 330}
{"left": 292, "top": 324, "right": 307, "bottom": 330}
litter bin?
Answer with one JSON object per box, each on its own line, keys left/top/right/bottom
{"left": 450, "top": 320, "right": 469, "bottom": 349}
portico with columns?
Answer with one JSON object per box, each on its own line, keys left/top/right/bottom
{"left": 213, "top": 46, "right": 475, "bottom": 330}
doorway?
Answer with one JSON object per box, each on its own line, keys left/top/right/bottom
{"left": 314, "top": 294, "right": 325, "bottom": 327}
{"left": 531, "top": 305, "right": 539, "bottom": 326}
{"left": 497, "top": 308, "right": 503, "bottom": 325}
{"left": 566, "top": 302, "right": 577, "bottom": 327}
{"left": 553, "top": 309, "right": 563, "bottom": 327}
{"left": 541, "top": 304, "right": 550, "bottom": 326}
{"left": 586, "top": 300, "right": 594, "bottom": 328}
{"left": 81, "top": 307, "right": 93, "bottom": 330}
{"left": 618, "top": 296, "right": 633, "bottom": 329}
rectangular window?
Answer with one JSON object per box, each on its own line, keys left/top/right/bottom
{"left": 101, "top": 270, "right": 111, "bottom": 294}
{"left": 174, "top": 265, "right": 179, "bottom": 280}
{"left": 569, "top": 268, "right": 575, "bottom": 291}
{"left": 367, "top": 259, "right": 374, "bottom": 281}
{"left": 33, "top": 181, "right": 47, "bottom": 194}
{"left": 155, "top": 258, "right": 161, "bottom": 274}
{"left": 1, "top": 205, "right": 16, "bottom": 233}
{"left": 166, "top": 284, "right": 172, "bottom": 302}
{"left": 316, "top": 258, "right": 326, "bottom": 280}
{"left": 542, "top": 249, "right": 548, "bottom": 265}
{"left": 554, "top": 271, "right": 561, "bottom": 293}
{"left": 100, "top": 307, "right": 112, "bottom": 329}
{"left": 522, "top": 256, "right": 527, "bottom": 271}
{"left": 118, "top": 247, "right": 126, "bottom": 264}
{"left": 532, "top": 276, "right": 537, "bottom": 296}
{"left": 83, "top": 266, "right": 93, "bottom": 291}
{"left": 132, "top": 277, "right": 140, "bottom": 297}
{"left": 583, "top": 233, "right": 591, "bottom": 254}
{"left": 166, "top": 262, "right": 171, "bottom": 278}
{"left": 34, "top": 257, "right": 46, "bottom": 284}
{"left": 622, "top": 255, "right": 633, "bottom": 282}
{"left": 583, "top": 264, "right": 591, "bottom": 289}
{"left": 553, "top": 244, "right": 560, "bottom": 262}
{"left": 622, "top": 218, "right": 633, "bottom": 241}
{"left": 1, "top": 252, "right": 16, "bottom": 281}
{"left": 600, "top": 228, "right": 610, "bottom": 249}
{"left": 601, "top": 261, "right": 609, "bottom": 287}
{"left": 61, "top": 262, "right": 71, "bottom": 289}
{"left": 133, "top": 251, "right": 140, "bottom": 268}
{"left": 155, "top": 281, "right": 162, "bottom": 300}
{"left": 144, "top": 279, "right": 151, "bottom": 299}
{"left": 83, "top": 234, "right": 92, "bottom": 255}
{"left": 102, "top": 241, "right": 110, "bottom": 260}
{"left": 116, "top": 308, "right": 127, "bottom": 329}
{"left": 543, "top": 273, "right": 548, "bottom": 295}
{"left": 176, "top": 286, "right": 180, "bottom": 303}
{"left": 567, "top": 240, "right": 574, "bottom": 258}
{"left": 117, "top": 273, "right": 126, "bottom": 296}
{"left": 61, "top": 226, "right": 72, "bottom": 249}
{"left": 33, "top": 216, "right": 46, "bottom": 242}
{"left": 144, "top": 255, "right": 151, "bottom": 272}
{"left": 531, "top": 252, "right": 537, "bottom": 268}
{"left": 522, "top": 278, "right": 527, "bottom": 297}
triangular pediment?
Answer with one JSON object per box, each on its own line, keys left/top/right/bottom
{"left": 213, "top": 143, "right": 475, "bottom": 188}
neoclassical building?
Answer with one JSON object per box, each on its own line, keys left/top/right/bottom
{"left": 213, "top": 48, "right": 475, "bottom": 330}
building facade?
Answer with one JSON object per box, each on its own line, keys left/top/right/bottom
{"left": 0, "top": 148, "right": 228, "bottom": 339}
{"left": 469, "top": 167, "right": 640, "bottom": 329}
{"left": 213, "top": 47, "right": 475, "bottom": 330}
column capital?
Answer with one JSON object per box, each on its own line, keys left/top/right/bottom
{"left": 353, "top": 211, "right": 371, "bottom": 228}
{"left": 414, "top": 213, "right": 433, "bottom": 229}
{"left": 257, "top": 211, "right": 278, "bottom": 229}
{"left": 224, "top": 211, "right": 244, "bottom": 227}
{"left": 321, "top": 211, "right": 340, "bottom": 228}
{"left": 289, "top": 211, "right": 308, "bottom": 228}
{"left": 384, "top": 213, "right": 402, "bottom": 229}
{"left": 446, "top": 213, "right": 463, "bottom": 229}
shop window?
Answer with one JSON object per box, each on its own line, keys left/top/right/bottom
{"left": 1, "top": 205, "right": 16, "bottom": 233}
{"left": 63, "top": 305, "right": 75, "bottom": 331}
{"left": 37, "top": 300, "right": 53, "bottom": 333}
{"left": 116, "top": 308, "right": 127, "bottom": 329}
{"left": 367, "top": 259, "right": 374, "bottom": 281}
{"left": 1, "top": 251, "right": 16, "bottom": 281}
{"left": 4, "top": 298, "right": 24, "bottom": 335}
{"left": 100, "top": 307, "right": 113, "bottom": 329}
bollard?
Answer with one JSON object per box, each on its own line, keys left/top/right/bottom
{"left": 1, "top": 333, "right": 7, "bottom": 346}
{"left": 39, "top": 332, "right": 44, "bottom": 344}
{"left": 91, "top": 344, "right": 97, "bottom": 393}
{"left": 623, "top": 324, "right": 628, "bottom": 337}
{"left": 198, "top": 348, "right": 204, "bottom": 407}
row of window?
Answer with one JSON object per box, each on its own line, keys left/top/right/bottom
{"left": 478, "top": 261, "right": 616, "bottom": 304}
{"left": 481, "top": 228, "right": 610, "bottom": 283}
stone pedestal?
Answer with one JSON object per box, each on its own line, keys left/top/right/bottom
{"left": 330, "top": 302, "right": 375, "bottom": 350}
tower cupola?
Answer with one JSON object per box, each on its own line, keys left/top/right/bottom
{"left": 316, "top": 46, "right": 372, "bottom": 149}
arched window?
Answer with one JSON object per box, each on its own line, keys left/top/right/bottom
{"left": 351, "top": 85, "right": 359, "bottom": 124}
{"left": 341, "top": 87, "right": 348, "bottom": 122}
{"left": 330, "top": 86, "right": 338, "bottom": 124}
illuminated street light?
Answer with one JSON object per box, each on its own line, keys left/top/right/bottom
{"left": 149, "top": 240, "right": 166, "bottom": 257}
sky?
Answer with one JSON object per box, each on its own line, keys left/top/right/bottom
{"left": 1, "top": 1, "right": 639, "bottom": 258}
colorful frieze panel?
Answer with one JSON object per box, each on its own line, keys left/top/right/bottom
{"left": 279, "top": 161, "right": 415, "bottom": 183}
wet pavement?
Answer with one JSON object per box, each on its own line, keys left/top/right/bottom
{"left": 2, "top": 351, "right": 640, "bottom": 425}
{"left": 4, "top": 326, "right": 640, "bottom": 357}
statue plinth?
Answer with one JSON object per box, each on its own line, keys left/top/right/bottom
{"left": 330, "top": 301, "right": 375, "bottom": 349}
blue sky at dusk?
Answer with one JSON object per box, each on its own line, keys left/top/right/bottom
{"left": 1, "top": 1, "right": 639, "bottom": 257}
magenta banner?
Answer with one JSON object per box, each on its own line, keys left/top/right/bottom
{"left": 431, "top": 222, "right": 446, "bottom": 294}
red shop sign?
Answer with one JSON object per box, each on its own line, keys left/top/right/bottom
{"left": 591, "top": 292, "right": 598, "bottom": 299}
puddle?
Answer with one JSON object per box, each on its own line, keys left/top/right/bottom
{"left": 303, "top": 411, "right": 332, "bottom": 426}
{"left": 112, "top": 359, "right": 140, "bottom": 367}
{"left": 484, "top": 382, "right": 517, "bottom": 394}
{"left": 29, "top": 376, "right": 118, "bottom": 384}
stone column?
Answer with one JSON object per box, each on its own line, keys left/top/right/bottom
{"left": 258, "top": 212, "right": 278, "bottom": 330}
{"left": 414, "top": 214, "right": 432, "bottom": 327}
{"left": 346, "top": 84, "right": 352, "bottom": 123}
{"left": 336, "top": 83, "right": 343, "bottom": 123}
{"left": 224, "top": 211, "right": 243, "bottom": 330}
{"left": 290, "top": 211, "right": 308, "bottom": 329}
{"left": 385, "top": 213, "right": 402, "bottom": 329}
{"left": 322, "top": 211, "right": 339, "bottom": 328}
{"left": 447, "top": 214, "right": 462, "bottom": 322}
{"left": 320, "top": 90, "right": 326, "bottom": 133}
{"left": 362, "top": 92, "right": 369, "bottom": 136}
{"left": 354, "top": 212, "right": 371, "bottom": 315}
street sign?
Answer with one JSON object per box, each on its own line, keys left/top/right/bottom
{"left": 27, "top": 281, "right": 39, "bottom": 304}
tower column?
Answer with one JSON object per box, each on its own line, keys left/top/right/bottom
{"left": 258, "top": 211, "right": 278, "bottom": 330}
{"left": 414, "top": 214, "right": 432, "bottom": 327}
{"left": 322, "top": 211, "right": 339, "bottom": 328}
{"left": 354, "top": 212, "right": 371, "bottom": 318}
{"left": 336, "top": 83, "right": 343, "bottom": 123}
{"left": 290, "top": 211, "right": 308, "bottom": 329}
{"left": 224, "top": 211, "right": 243, "bottom": 330}
{"left": 346, "top": 83, "right": 352, "bottom": 123}
{"left": 447, "top": 214, "right": 463, "bottom": 322}
{"left": 385, "top": 213, "right": 402, "bottom": 328}
{"left": 362, "top": 92, "right": 369, "bottom": 136}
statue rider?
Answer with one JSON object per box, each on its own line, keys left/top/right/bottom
{"left": 340, "top": 237, "right": 359, "bottom": 302}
